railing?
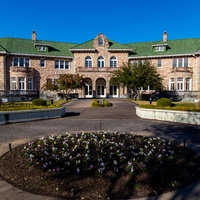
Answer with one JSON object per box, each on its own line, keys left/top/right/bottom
{"left": 76, "top": 66, "right": 120, "bottom": 72}
{"left": 171, "top": 67, "right": 193, "bottom": 73}
{"left": 0, "top": 90, "right": 39, "bottom": 102}
{"left": 10, "top": 66, "right": 34, "bottom": 73}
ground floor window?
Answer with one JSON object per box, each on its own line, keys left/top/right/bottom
{"left": 177, "top": 78, "right": 184, "bottom": 91}
{"left": 18, "top": 77, "right": 26, "bottom": 90}
{"left": 169, "top": 77, "right": 191, "bottom": 91}
{"left": 10, "top": 77, "right": 17, "bottom": 90}
{"left": 27, "top": 77, "right": 33, "bottom": 90}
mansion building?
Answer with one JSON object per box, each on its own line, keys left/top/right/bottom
{"left": 0, "top": 31, "right": 200, "bottom": 99}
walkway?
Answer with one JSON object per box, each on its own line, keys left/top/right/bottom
{"left": 0, "top": 99, "right": 200, "bottom": 199}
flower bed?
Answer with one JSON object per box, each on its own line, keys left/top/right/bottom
{"left": 22, "top": 132, "right": 174, "bottom": 175}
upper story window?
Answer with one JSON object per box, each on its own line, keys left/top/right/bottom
{"left": 110, "top": 56, "right": 117, "bottom": 67}
{"left": 98, "top": 56, "right": 104, "bottom": 68}
{"left": 172, "top": 58, "right": 188, "bottom": 68}
{"left": 157, "top": 59, "right": 162, "bottom": 68}
{"left": 156, "top": 46, "right": 164, "bottom": 52}
{"left": 55, "top": 60, "right": 69, "bottom": 69}
{"left": 85, "top": 56, "right": 92, "bottom": 67}
{"left": 13, "top": 57, "right": 30, "bottom": 67}
{"left": 40, "top": 59, "right": 45, "bottom": 67}
{"left": 98, "top": 37, "right": 104, "bottom": 46}
{"left": 38, "top": 45, "right": 47, "bottom": 51}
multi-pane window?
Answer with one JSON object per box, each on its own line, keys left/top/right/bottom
{"left": 27, "top": 77, "right": 33, "bottom": 90}
{"left": 98, "top": 37, "right": 104, "bottom": 46}
{"left": 169, "top": 78, "right": 175, "bottom": 90}
{"left": 13, "top": 57, "right": 30, "bottom": 67}
{"left": 177, "top": 78, "right": 184, "bottom": 91}
{"left": 38, "top": 46, "right": 47, "bottom": 51}
{"left": 85, "top": 56, "right": 92, "bottom": 67}
{"left": 98, "top": 56, "right": 104, "bottom": 68}
{"left": 157, "top": 59, "right": 162, "bottom": 68}
{"left": 172, "top": 58, "right": 188, "bottom": 68}
{"left": 18, "top": 77, "right": 26, "bottom": 90}
{"left": 156, "top": 46, "right": 164, "bottom": 51}
{"left": 186, "top": 78, "right": 191, "bottom": 91}
{"left": 40, "top": 59, "right": 45, "bottom": 67}
{"left": 110, "top": 56, "right": 117, "bottom": 67}
{"left": 10, "top": 77, "right": 16, "bottom": 90}
{"left": 55, "top": 60, "right": 69, "bottom": 69}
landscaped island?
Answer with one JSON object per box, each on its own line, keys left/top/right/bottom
{"left": 0, "top": 131, "right": 200, "bottom": 199}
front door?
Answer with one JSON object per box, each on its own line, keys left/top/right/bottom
{"left": 97, "top": 85, "right": 105, "bottom": 98}
{"left": 109, "top": 85, "right": 118, "bottom": 98}
{"left": 85, "top": 84, "right": 92, "bottom": 98}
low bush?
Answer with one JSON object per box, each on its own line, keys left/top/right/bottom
{"left": 156, "top": 98, "right": 172, "bottom": 107}
{"left": 91, "top": 99, "right": 112, "bottom": 107}
{"left": 32, "top": 99, "right": 47, "bottom": 106}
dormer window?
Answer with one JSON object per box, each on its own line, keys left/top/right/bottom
{"left": 98, "top": 37, "right": 104, "bottom": 46}
{"left": 156, "top": 46, "right": 164, "bottom": 52}
{"left": 38, "top": 45, "right": 47, "bottom": 51}
{"left": 152, "top": 43, "right": 167, "bottom": 52}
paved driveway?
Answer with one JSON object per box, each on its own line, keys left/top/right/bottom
{"left": 0, "top": 99, "right": 200, "bottom": 153}
{"left": 0, "top": 99, "right": 200, "bottom": 200}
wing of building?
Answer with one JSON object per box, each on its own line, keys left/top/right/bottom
{"left": 0, "top": 31, "right": 200, "bottom": 100}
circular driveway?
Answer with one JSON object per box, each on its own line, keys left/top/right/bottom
{"left": 0, "top": 99, "right": 200, "bottom": 153}
{"left": 0, "top": 99, "right": 200, "bottom": 200}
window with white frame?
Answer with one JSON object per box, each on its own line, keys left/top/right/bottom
{"left": 98, "top": 56, "right": 104, "bottom": 68}
{"left": 186, "top": 78, "right": 191, "bottom": 91}
{"left": 10, "top": 77, "right": 16, "bottom": 90}
{"left": 110, "top": 56, "right": 117, "bottom": 67}
{"left": 13, "top": 57, "right": 30, "bottom": 67}
{"left": 172, "top": 58, "right": 188, "bottom": 68}
{"left": 169, "top": 78, "right": 175, "bottom": 90}
{"left": 177, "top": 77, "right": 184, "bottom": 91}
{"left": 156, "top": 46, "right": 164, "bottom": 52}
{"left": 27, "top": 77, "right": 33, "bottom": 90}
{"left": 55, "top": 60, "right": 69, "bottom": 69}
{"left": 40, "top": 59, "right": 45, "bottom": 67}
{"left": 18, "top": 77, "right": 26, "bottom": 90}
{"left": 157, "top": 59, "right": 162, "bottom": 68}
{"left": 98, "top": 37, "right": 104, "bottom": 46}
{"left": 85, "top": 56, "right": 92, "bottom": 67}
{"left": 38, "top": 46, "right": 47, "bottom": 51}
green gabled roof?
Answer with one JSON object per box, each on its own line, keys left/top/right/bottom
{"left": 70, "top": 39, "right": 95, "bottom": 50}
{"left": 70, "top": 39, "right": 132, "bottom": 51}
{"left": 0, "top": 45, "right": 6, "bottom": 52}
{"left": 126, "top": 38, "right": 200, "bottom": 58}
{"left": 0, "top": 38, "right": 78, "bottom": 58}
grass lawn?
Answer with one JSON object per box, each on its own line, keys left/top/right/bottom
{"left": 0, "top": 99, "right": 68, "bottom": 111}
{"left": 132, "top": 100, "right": 200, "bottom": 112}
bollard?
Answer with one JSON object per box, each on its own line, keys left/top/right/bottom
{"left": 149, "top": 97, "right": 152, "bottom": 105}
{"left": 51, "top": 97, "right": 53, "bottom": 105}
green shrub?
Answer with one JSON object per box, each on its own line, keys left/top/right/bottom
{"left": 156, "top": 98, "right": 172, "bottom": 107}
{"left": 103, "top": 99, "right": 112, "bottom": 107}
{"left": 91, "top": 99, "right": 112, "bottom": 107}
{"left": 32, "top": 99, "right": 47, "bottom": 106}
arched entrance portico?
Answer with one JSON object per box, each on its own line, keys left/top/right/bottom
{"left": 96, "top": 78, "right": 106, "bottom": 98}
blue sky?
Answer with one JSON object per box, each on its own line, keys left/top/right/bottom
{"left": 1, "top": 0, "right": 200, "bottom": 44}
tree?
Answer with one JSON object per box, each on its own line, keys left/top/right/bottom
{"left": 58, "top": 74, "right": 86, "bottom": 94}
{"left": 111, "top": 60, "right": 164, "bottom": 98}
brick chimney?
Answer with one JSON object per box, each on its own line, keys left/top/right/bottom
{"left": 163, "top": 31, "right": 168, "bottom": 42}
{"left": 32, "top": 30, "right": 36, "bottom": 40}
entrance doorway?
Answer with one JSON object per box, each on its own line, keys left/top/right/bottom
{"left": 96, "top": 78, "right": 106, "bottom": 98}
